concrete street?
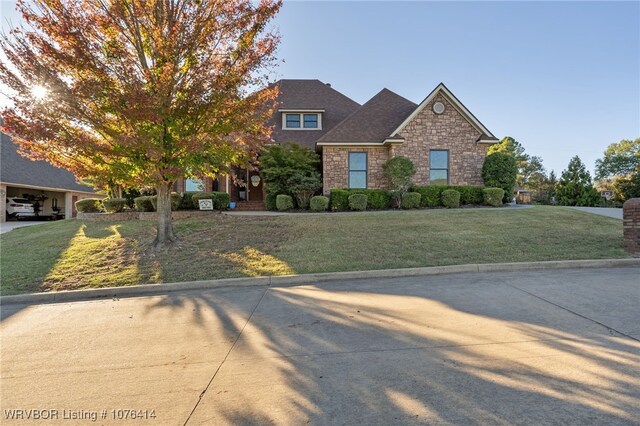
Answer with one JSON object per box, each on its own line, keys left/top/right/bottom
{"left": 1, "top": 268, "right": 639, "bottom": 425}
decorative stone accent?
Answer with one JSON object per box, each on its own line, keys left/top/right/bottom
{"left": 76, "top": 210, "right": 220, "bottom": 222}
{"left": 321, "top": 92, "right": 492, "bottom": 193}
{"left": 394, "top": 93, "right": 489, "bottom": 186}
{"left": 623, "top": 198, "right": 640, "bottom": 253}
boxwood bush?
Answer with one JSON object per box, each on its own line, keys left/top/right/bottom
{"left": 410, "top": 185, "right": 445, "bottom": 207}
{"left": 102, "top": 198, "right": 127, "bottom": 213}
{"left": 442, "top": 189, "right": 461, "bottom": 208}
{"left": 401, "top": 192, "right": 421, "bottom": 209}
{"left": 348, "top": 194, "right": 368, "bottom": 211}
{"left": 75, "top": 198, "right": 103, "bottom": 213}
{"left": 276, "top": 194, "right": 294, "bottom": 211}
{"left": 150, "top": 193, "right": 181, "bottom": 211}
{"left": 451, "top": 185, "right": 484, "bottom": 205}
{"left": 310, "top": 195, "right": 329, "bottom": 212}
{"left": 483, "top": 187, "right": 505, "bottom": 207}
{"left": 191, "top": 192, "right": 230, "bottom": 210}
{"left": 330, "top": 189, "right": 391, "bottom": 210}
{"left": 179, "top": 192, "right": 198, "bottom": 210}
{"left": 133, "top": 196, "right": 155, "bottom": 212}
{"left": 264, "top": 193, "right": 278, "bottom": 211}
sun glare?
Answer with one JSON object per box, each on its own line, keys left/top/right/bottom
{"left": 31, "top": 85, "right": 48, "bottom": 101}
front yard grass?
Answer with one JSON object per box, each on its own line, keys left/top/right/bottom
{"left": 0, "top": 206, "right": 630, "bottom": 295}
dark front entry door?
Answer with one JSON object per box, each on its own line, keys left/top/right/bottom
{"left": 247, "top": 170, "right": 264, "bottom": 202}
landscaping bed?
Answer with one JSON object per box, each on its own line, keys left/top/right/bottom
{"left": 0, "top": 206, "right": 630, "bottom": 295}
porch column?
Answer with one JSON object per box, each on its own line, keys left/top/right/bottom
{"left": 0, "top": 184, "right": 6, "bottom": 223}
{"left": 64, "top": 192, "right": 73, "bottom": 219}
{"left": 246, "top": 165, "right": 250, "bottom": 201}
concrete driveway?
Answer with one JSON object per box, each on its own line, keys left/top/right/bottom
{"left": 0, "top": 220, "right": 50, "bottom": 234}
{"left": 565, "top": 206, "right": 623, "bottom": 220}
{"left": 1, "top": 267, "right": 639, "bottom": 425}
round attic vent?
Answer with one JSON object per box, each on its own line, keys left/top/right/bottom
{"left": 433, "top": 102, "right": 445, "bottom": 114}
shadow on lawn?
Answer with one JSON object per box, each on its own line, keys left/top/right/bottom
{"left": 144, "top": 272, "right": 640, "bottom": 424}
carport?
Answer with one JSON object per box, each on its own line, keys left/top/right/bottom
{"left": 1, "top": 132, "right": 99, "bottom": 223}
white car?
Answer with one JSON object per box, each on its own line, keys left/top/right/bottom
{"left": 6, "top": 197, "right": 35, "bottom": 219}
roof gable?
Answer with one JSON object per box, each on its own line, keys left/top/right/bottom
{"left": 390, "top": 83, "right": 497, "bottom": 142}
{"left": 317, "top": 88, "right": 417, "bottom": 145}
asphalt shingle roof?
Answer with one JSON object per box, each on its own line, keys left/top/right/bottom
{"left": 268, "top": 79, "right": 361, "bottom": 150}
{"left": 317, "top": 88, "right": 418, "bottom": 144}
{"left": 1, "top": 132, "right": 95, "bottom": 193}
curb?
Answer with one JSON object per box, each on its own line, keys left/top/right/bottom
{"left": 1, "top": 258, "right": 638, "bottom": 306}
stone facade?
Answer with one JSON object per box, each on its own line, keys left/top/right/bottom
{"left": 322, "top": 93, "right": 491, "bottom": 193}
{"left": 623, "top": 198, "right": 640, "bottom": 253}
{"left": 393, "top": 93, "right": 489, "bottom": 186}
{"left": 322, "top": 146, "right": 389, "bottom": 194}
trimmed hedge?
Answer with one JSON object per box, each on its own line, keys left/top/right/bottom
{"left": 310, "top": 195, "right": 329, "bottom": 212}
{"left": 179, "top": 192, "right": 199, "bottom": 210}
{"left": 442, "top": 190, "right": 461, "bottom": 208}
{"left": 75, "top": 198, "right": 103, "bottom": 213}
{"left": 483, "top": 187, "right": 505, "bottom": 207}
{"left": 276, "top": 194, "right": 294, "bottom": 211}
{"left": 191, "top": 192, "right": 230, "bottom": 210}
{"left": 102, "top": 198, "right": 127, "bottom": 213}
{"left": 150, "top": 193, "right": 181, "bottom": 211}
{"left": 401, "top": 192, "right": 421, "bottom": 209}
{"left": 330, "top": 189, "right": 391, "bottom": 211}
{"left": 410, "top": 185, "right": 485, "bottom": 207}
{"left": 133, "top": 196, "right": 155, "bottom": 212}
{"left": 265, "top": 193, "right": 277, "bottom": 211}
{"left": 348, "top": 194, "right": 368, "bottom": 211}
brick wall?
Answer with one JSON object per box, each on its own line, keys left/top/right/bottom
{"left": 394, "top": 93, "right": 489, "bottom": 186}
{"left": 623, "top": 198, "right": 640, "bottom": 253}
{"left": 322, "top": 146, "right": 390, "bottom": 194}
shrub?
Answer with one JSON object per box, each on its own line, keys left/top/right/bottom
{"left": 150, "top": 193, "right": 181, "bottom": 211}
{"left": 330, "top": 189, "right": 391, "bottom": 210}
{"left": 192, "top": 192, "right": 230, "bottom": 210}
{"left": 310, "top": 195, "right": 329, "bottom": 212}
{"left": 261, "top": 143, "right": 321, "bottom": 196}
{"left": 482, "top": 152, "right": 517, "bottom": 203}
{"left": 287, "top": 171, "right": 322, "bottom": 209}
{"left": 265, "top": 193, "right": 278, "bottom": 211}
{"left": 411, "top": 185, "right": 445, "bottom": 207}
{"left": 348, "top": 194, "right": 368, "bottom": 211}
{"left": 276, "top": 194, "right": 294, "bottom": 211}
{"left": 102, "top": 198, "right": 127, "bottom": 213}
{"left": 401, "top": 192, "right": 421, "bottom": 209}
{"left": 383, "top": 156, "right": 416, "bottom": 207}
{"left": 442, "top": 189, "right": 461, "bottom": 208}
{"left": 179, "top": 192, "right": 199, "bottom": 210}
{"left": 330, "top": 189, "right": 351, "bottom": 211}
{"left": 452, "top": 186, "right": 484, "bottom": 205}
{"left": 75, "top": 198, "right": 103, "bottom": 213}
{"left": 134, "top": 196, "right": 155, "bottom": 212}
{"left": 483, "top": 188, "right": 505, "bottom": 207}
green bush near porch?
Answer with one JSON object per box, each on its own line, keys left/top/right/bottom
{"left": 410, "top": 185, "right": 485, "bottom": 207}
{"left": 483, "top": 188, "right": 505, "bottom": 207}
{"left": 150, "top": 193, "right": 182, "bottom": 211}
{"left": 191, "top": 192, "right": 230, "bottom": 210}
{"left": 276, "top": 194, "right": 294, "bottom": 211}
{"left": 133, "top": 196, "right": 155, "bottom": 212}
{"left": 75, "top": 198, "right": 103, "bottom": 213}
{"left": 442, "top": 190, "right": 461, "bottom": 208}
{"left": 102, "top": 198, "right": 127, "bottom": 213}
{"left": 310, "top": 195, "right": 329, "bottom": 212}
{"left": 330, "top": 189, "right": 391, "bottom": 211}
{"left": 348, "top": 194, "right": 368, "bottom": 211}
{"left": 401, "top": 192, "right": 421, "bottom": 209}
{"left": 265, "top": 193, "right": 278, "bottom": 211}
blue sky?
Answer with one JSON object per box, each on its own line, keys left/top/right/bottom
{"left": 2, "top": 1, "right": 638, "bottom": 176}
{"left": 273, "top": 1, "right": 640, "bottom": 175}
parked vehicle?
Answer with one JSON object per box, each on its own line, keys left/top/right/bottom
{"left": 5, "top": 198, "right": 35, "bottom": 219}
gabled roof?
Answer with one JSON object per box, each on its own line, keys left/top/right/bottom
{"left": 1, "top": 132, "right": 95, "bottom": 193}
{"left": 268, "top": 79, "right": 360, "bottom": 150}
{"left": 390, "top": 83, "right": 498, "bottom": 142}
{"left": 317, "top": 89, "right": 417, "bottom": 145}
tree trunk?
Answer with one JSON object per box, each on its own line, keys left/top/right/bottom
{"left": 153, "top": 182, "right": 177, "bottom": 248}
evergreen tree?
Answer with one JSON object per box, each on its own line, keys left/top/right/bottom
{"left": 556, "top": 156, "right": 600, "bottom": 206}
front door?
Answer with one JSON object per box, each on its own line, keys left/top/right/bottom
{"left": 247, "top": 170, "right": 264, "bottom": 202}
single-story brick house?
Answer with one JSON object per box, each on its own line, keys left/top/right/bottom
{"left": 175, "top": 80, "right": 499, "bottom": 207}
{"left": 1, "top": 132, "right": 100, "bottom": 222}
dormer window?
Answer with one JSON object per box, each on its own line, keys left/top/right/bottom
{"left": 280, "top": 110, "right": 324, "bottom": 130}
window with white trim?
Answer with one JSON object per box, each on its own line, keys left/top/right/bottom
{"left": 282, "top": 113, "right": 322, "bottom": 130}
{"left": 348, "top": 152, "right": 367, "bottom": 189}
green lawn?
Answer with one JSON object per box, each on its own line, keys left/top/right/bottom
{"left": 0, "top": 206, "right": 630, "bottom": 295}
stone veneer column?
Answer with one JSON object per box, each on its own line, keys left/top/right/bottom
{"left": 623, "top": 198, "right": 640, "bottom": 253}
{"left": 0, "top": 184, "right": 6, "bottom": 222}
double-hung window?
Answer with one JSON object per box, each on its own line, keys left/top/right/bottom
{"left": 429, "top": 150, "right": 449, "bottom": 185}
{"left": 348, "top": 152, "right": 367, "bottom": 189}
{"left": 283, "top": 112, "right": 321, "bottom": 130}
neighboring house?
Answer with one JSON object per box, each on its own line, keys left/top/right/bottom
{"left": 1, "top": 132, "right": 99, "bottom": 223}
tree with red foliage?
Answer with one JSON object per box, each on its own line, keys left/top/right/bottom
{"left": 0, "top": 0, "right": 281, "bottom": 247}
